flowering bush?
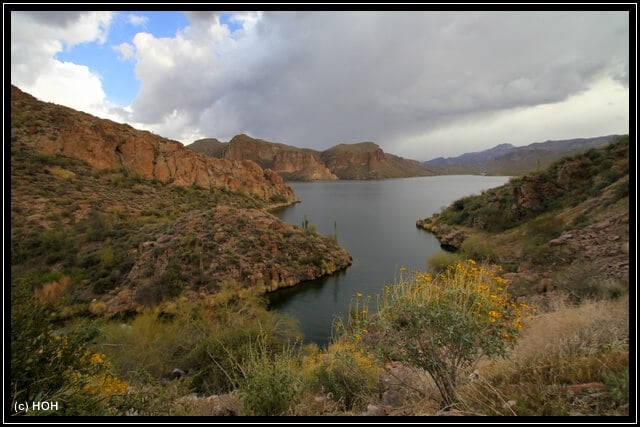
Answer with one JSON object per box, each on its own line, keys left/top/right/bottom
{"left": 311, "top": 341, "right": 381, "bottom": 410}
{"left": 348, "top": 260, "right": 531, "bottom": 405}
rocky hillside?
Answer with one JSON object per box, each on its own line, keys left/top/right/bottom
{"left": 424, "top": 135, "right": 619, "bottom": 176}
{"left": 189, "top": 135, "right": 337, "bottom": 181}
{"left": 10, "top": 86, "right": 352, "bottom": 315}
{"left": 320, "top": 142, "right": 434, "bottom": 180}
{"left": 11, "top": 86, "right": 296, "bottom": 205}
{"left": 189, "top": 136, "right": 434, "bottom": 181}
{"left": 187, "top": 137, "right": 227, "bottom": 157}
{"left": 418, "top": 136, "right": 629, "bottom": 296}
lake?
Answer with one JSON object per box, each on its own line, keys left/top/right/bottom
{"left": 268, "top": 175, "right": 510, "bottom": 346}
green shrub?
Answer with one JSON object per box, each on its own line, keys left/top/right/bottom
{"left": 524, "top": 214, "right": 564, "bottom": 244}
{"left": 602, "top": 368, "right": 629, "bottom": 408}
{"left": 427, "top": 250, "right": 463, "bottom": 273}
{"left": 238, "top": 337, "right": 302, "bottom": 415}
{"left": 460, "top": 234, "right": 498, "bottom": 263}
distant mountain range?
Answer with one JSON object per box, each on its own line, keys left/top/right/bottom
{"left": 423, "top": 135, "right": 620, "bottom": 176}
{"left": 188, "top": 135, "right": 434, "bottom": 181}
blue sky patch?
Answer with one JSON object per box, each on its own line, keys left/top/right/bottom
{"left": 54, "top": 11, "right": 189, "bottom": 106}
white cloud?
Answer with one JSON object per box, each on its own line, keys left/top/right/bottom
{"left": 23, "top": 59, "right": 123, "bottom": 121}
{"left": 113, "top": 42, "right": 135, "bottom": 61}
{"left": 11, "top": 11, "right": 116, "bottom": 114}
{"left": 127, "top": 13, "right": 148, "bottom": 27}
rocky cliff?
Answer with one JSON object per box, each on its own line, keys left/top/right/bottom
{"left": 190, "top": 136, "right": 433, "bottom": 181}
{"left": 190, "top": 134, "right": 338, "bottom": 181}
{"left": 321, "top": 142, "right": 433, "bottom": 179}
{"left": 10, "top": 86, "right": 296, "bottom": 205}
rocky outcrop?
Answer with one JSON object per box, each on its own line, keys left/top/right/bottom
{"left": 321, "top": 142, "right": 432, "bottom": 180}
{"left": 105, "top": 206, "right": 352, "bottom": 312}
{"left": 190, "top": 136, "right": 433, "bottom": 181}
{"left": 189, "top": 134, "right": 338, "bottom": 181}
{"left": 416, "top": 217, "right": 467, "bottom": 249}
{"left": 10, "top": 86, "right": 296, "bottom": 205}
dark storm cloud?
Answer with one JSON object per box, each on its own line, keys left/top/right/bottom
{"left": 124, "top": 11, "right": 629, "bottom": 155}
{"left": 20, "top": 11, "right": 87, "bottom": 26}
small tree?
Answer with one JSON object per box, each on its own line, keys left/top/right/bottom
{"left": 349, "top": 260, "right": 530, "bottom": 406}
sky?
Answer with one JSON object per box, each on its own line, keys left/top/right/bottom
{"left": 10, "top": 10, "right": 630, "bottom": 160}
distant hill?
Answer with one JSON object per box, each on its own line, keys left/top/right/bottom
{"left": 189, "top": 136, "right": 434, "bottom": 180}
{"left": 187, "top": 137, "right": 227, "bottom": 157}
{"left": 423, "top": 135, "right": 619, "bottom": 176}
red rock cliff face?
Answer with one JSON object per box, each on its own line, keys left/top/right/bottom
{"left": 10, "top": 86, "right": 296, "bottom": 204}
{"left": 223, "top": 134, "right": 337, "bottom": 181}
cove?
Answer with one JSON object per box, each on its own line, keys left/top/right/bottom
{"left": 268, "top": 175, "right": 510, "bottom": 346}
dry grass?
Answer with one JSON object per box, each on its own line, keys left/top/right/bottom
{"left": 456, "top": 293, "right": 629, "bottom": 416}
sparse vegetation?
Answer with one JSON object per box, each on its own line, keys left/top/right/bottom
{"left": 11, "top": 86, "right": 628, "bottom": 416}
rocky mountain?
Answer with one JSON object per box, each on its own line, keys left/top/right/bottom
{"left": 187, "top": 137, "right": 227, "bottom": 157}
{"left": 11, "top": 86, "right": 296, "bottom": 205}
{"left": 424, "top": 135, "right": 619, "bottom": 176}
{"left": 10, "top": 85, "right": 352, "bottom": 314}
{"left": 189, "top": 136, "right": 433, "bottom": 181}
{"left": 320, "top": 141, "right": 433, "bottom": 180}
{"left": 189, "top": 135, "right": 337, "bottom": 181}
{"left": 418, "top": 136, "right": 629, "bottom": 296}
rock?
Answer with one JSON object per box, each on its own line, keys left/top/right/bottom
{"left": 566, "top": 382, "right": 606, "bottom": 395}
{"left": 549, "top": 232, "right": 573, "bottom": 245}
{"left": 517, "top": 262, "right": 533, "bottom": 273}
{"left": 502, "top": 400, "right": 517, "bottom": 409}
{"left": 171, "top": 368, "right": 187, "bottom": 379}
{"left": 538, "top": 278, "right": 554, "bottom": 293}
{"left": 206, "top": 394, "right": 241, "bottom": 416}
{"left": 441, "top": 229, "right": 467, "bottom": 249}
{"left": 381, "top": 390, "right": 404, "bottom": 407}
{"left": 363, "top": 404, "right": 385, "bottom": 416}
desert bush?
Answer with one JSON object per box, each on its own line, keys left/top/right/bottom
{"left": 553, "top": 262, "right": 628, "bottom": 303}
{"left": 427, "top": 250, "right": 463, "bottom": 273}
{"left": 237, "top": 336, "right": 302, "bottom": 415}
{"left": 460, "top": 234, "right": 498, "bottom": 263}
{"left": 310, "top": 341, "right": 382, "bottom": 410}
{"left": 349, "top": 260, "right": 531, "bottom": 406}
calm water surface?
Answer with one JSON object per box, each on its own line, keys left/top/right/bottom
{"left": 268, "top": 175, "right": 510, "bottom": 346}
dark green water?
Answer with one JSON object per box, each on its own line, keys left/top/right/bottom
{"left": 268, "top": 175, "right": 510, "bottom": 346}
